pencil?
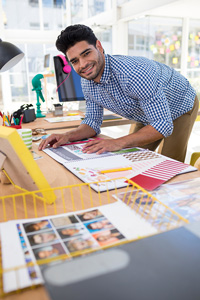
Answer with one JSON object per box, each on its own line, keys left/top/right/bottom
{"left": 5, "top": 115, "right": 11, "bottom": 126}
{"left": 100, "top": 167, "right": 132, "bottom": 174}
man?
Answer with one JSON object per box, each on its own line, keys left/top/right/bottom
{"left": 39, "top": 24, "right": 199, "bottom": 162}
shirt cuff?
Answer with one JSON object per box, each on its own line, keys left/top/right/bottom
{"left": 81, "top": 118, "right": 101, "bottom": 135}
{"left": 150, "top": 120, "right": 173, "bottom": 137}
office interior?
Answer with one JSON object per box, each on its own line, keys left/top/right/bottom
{"left": 0, "top": 0, "right": 200, "bottom": 163}
{"left": 1, "top": 1, "right": 200, "bottom": 299}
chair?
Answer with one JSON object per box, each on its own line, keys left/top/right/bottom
{"left": 190, "top": 152, "right": 200, "bottom": 168}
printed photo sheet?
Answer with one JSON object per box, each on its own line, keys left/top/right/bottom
{"left": 0, "top": 201, "right": 157, "bottom": 293}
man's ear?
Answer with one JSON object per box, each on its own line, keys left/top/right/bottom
{"left": 96, "top": 40, "right": 104, "bottom": 53}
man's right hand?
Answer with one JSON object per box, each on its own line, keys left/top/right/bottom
{"left": 38, "top": 133, "right": 70, "bottom": 150}
{"left": 38, "top": 124, "right": 97, "bottom": 151}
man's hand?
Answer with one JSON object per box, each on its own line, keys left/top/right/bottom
{"left": 81, "top": 124, "right": 164, "bottom": 155}
{"left": 38, "top": 124, "right": 97, "bottom": 151}
{"left": 38, "top": 133, "right": 70, "bottom": 150}
{"left": 82, "top": 138, "right": 123, "bottom": 154}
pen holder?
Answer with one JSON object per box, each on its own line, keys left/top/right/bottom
{"left": 53, "top": 104, "right": 63, "bottom": 116}
{"left": 10, "top": 124, "right": 22, "bottom": 129}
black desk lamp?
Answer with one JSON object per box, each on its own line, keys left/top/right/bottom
{"left": 0, "top": 38, "right": 24, "bottom": 72}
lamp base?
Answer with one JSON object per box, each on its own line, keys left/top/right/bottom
{"left": 36, "top": 112, "right": 46, "bottom": 118}
{"left": 36, "top": 101, "right": 46, "bottom": 118}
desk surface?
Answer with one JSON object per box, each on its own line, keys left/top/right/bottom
{"left": 1, "top": 134, "right": 200, "bottom": 300}
{"left": 22, "top": 111, "right": 134, "bottom": 131}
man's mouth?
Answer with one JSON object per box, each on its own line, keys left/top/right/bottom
{"left": 81, "top": 64, "right": 94, "bottom": 75}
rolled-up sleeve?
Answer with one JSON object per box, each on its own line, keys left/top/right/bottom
{"left": 81, "top": 97, "right": 103, "bottom": 135}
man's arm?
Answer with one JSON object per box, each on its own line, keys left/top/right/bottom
{"left": 38, "top": 124, "right": 96, "bottom": 150}
{"left": 82, "top": 125, "right": 164, "bottom": 154}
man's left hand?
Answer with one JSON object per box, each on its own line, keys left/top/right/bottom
{"left": 82, "top": 138, "right": 123, "bottom": 154}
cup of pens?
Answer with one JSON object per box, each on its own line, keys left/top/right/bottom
{"left": 17, "top": 129, "right": 32, "bottom": 149}
{"left": 0, "top": 112, "right": 23, "bottom": 128}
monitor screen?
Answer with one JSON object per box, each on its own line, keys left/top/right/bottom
{"left": 53, "top": 56, "right": 85, "bottom": 102}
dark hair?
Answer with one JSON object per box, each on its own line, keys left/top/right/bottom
{"left": 24, "top": 223, "right": 38, "bottom": 233}
{"left": 28, "top": 235, "right": 37, "bottom": 246}
{"left": 86, "top": 223, "right": 93, "bottom": 230}
{"left": 56, "top": 24, "right": 97, "bottom": 54}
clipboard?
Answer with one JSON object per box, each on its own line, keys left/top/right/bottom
{"left": 42, "top": 223, "right": 200, "bottom": 300}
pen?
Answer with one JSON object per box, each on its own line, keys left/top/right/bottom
{"left": 4, "top": 120, "right": 10, "bottom": 126}
{"left": 3, "top": 114, "right": 6, "bottom": 126}
{"left": 13, "top": 117, "right": 17, "bottom": 125}
{"left": 10, "top": 114, "right": 13, "bottom": 124}
{"left": 19, "top": 115, "right": 24, "bottom": 125}
{"left": 100, "top": 167, "right": 132, "bottom": 174}
{"left": 7, "top": 111, "right": 10, "bottom": 122}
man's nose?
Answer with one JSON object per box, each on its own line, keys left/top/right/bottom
{"left": 79, "top": 58, "right": 87, "bottom": 70}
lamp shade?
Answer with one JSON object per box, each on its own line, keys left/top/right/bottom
{"left": 0, "top": 38, "right": 24, "bottom": 72}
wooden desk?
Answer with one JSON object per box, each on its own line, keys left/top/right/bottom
{"left": 1, "top": 135, "right": 200, "bottom": 300}
{"left": 22, "top": 111, "right": 134, "bottom": 131}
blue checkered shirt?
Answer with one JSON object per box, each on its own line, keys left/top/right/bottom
{"left": 81, "top": 54, "right": 196, "bottom": 136}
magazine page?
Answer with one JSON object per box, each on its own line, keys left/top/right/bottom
{"left": 0, "top": 201, "right": 157, "bottom": 293}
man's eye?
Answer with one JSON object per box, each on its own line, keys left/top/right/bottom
{"left": 71, "top": 60, "right": 78, "bottom": 65}
{"left": 84, "top": 51, "right": 90, "bottom": 56}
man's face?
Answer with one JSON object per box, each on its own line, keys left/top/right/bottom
{"left": 66, "top": 40, "right": 105, "bottom": 83}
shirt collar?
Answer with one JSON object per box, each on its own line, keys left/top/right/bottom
{"left": 99, "top": 54, "right": 111, "bottom": 84}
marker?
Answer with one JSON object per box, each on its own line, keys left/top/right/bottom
{"left": 100, "top": 167, "right": 132, "bottom": 174}
{"left": 67, "top": 113, "right": 79, "bottom": 116}
{"left": 13, "top": 117, "right": 17, "bottom": 125}
{"left": 19, "top": 115, "right": 24, "bottom": 125}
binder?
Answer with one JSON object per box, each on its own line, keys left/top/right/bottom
{"left": 42, "top": 222, "right": 200, "bottom": 300}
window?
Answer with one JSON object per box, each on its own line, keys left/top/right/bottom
{"left": 187, "top": 19, "right": 200, "bottom": 98}
{"left": 88, "top": 0, "right": 105, "bottom": 17}
{"left": 128, "top": 16, "right": 182, "bottom": 70}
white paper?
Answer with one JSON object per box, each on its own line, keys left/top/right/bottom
{"left": 0, "top": 201, "right": 157, "bottom": 293}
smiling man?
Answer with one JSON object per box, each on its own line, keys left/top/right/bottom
{"left": 39, "top": 24, "right": 198, "bottom": 162}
